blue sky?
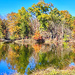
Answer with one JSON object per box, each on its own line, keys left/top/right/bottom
{"left": 0, "top": 0, "right": 75, "bottom": 16}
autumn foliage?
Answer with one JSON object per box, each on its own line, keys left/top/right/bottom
{"left": 0, "top": 0, "right": 75, "bottom": 42}
{"left": 32, "top": 44, "right": 42, "bottom": 53}
{"left": 33, "top": 31, "right": 42, "bottom": 40}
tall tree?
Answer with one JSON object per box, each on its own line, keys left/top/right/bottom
{"left": 28, "top": 1, "right": 53, "bottom": 30}
{"left": 7, "top": 12, "right": 20, "bottom": 39}
{"left": 0, "top": 18, "right": 3, "bottom": 39}
{"left": 71, "top": 18, "right": 75, "bottom": 39}
{"left": 18, "top": 7, "right": 31, "bottom": 39}
{"left": 1, "top": 19, "right": 8, "bottom": 39}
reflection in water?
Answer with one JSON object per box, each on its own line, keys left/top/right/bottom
{"left": 25, "top": 57, "right": 36, "bottom": 75}
{"left": 69, "top": 62, "right": 75, "bottom": 67}
{"left": 0, "top": 60, "right": 17, "bottom": 75}
{"left": 32, "top": 44, "right": 42, "bottom": 53}
{"left": 0, "top": 43, "right": 34, "bottom": 75}
{"left": 0, "top": 42, "right": 75, "bottom": 74}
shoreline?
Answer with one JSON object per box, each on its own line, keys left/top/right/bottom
{"left": 0, "top": 38, "right": 75, "bottom": 45}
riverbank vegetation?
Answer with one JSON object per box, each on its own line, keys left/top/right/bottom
{"left": 0, "top": 0, "right": 75, "bottom": 75}
{"left": 0, "top": 0, "right": 75, "bottom": 44}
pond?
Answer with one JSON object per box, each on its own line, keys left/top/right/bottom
{"left": 0, "top": 42, "right": 75, "bottom": 75}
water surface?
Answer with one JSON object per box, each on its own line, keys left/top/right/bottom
{"left": 0, "top": 42, "right": 75, "bottom": 75}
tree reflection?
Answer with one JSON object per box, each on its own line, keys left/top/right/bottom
{"left": 36, "top": 43, "right": 75, "bottom": 70}
{"left": 71, "top": 43, "right": 75, "bottom": 53}
{"left": 0, "top": 42, "right": 75, "bottom": 74}
{"left": 32, "top": 44, "right": 42, "bottom": 53}
{"left": 0, "top": 43, "right": 33, "bottom": 74}
{"left": 0, "top": 43, "right": 8, "bottom": 61}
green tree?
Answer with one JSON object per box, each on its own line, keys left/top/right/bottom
{"left": 0, "top": 18, "right": 3, "bottom": 38}
{"left": 28, "top": 1, "right": 53, "bottom": 30}
{"left": 1, "top": 19, "right": 8, "bottom": 39}
{"left": 18, "top": 7, "right": 31, "bottom": 40}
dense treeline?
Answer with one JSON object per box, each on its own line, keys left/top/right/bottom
{"left": 0, "top": 0, "right": 75, "bottom": 41}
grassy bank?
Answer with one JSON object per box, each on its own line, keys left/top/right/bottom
{"left": 30, "top": 68, "right": 75, "bottom": 75}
